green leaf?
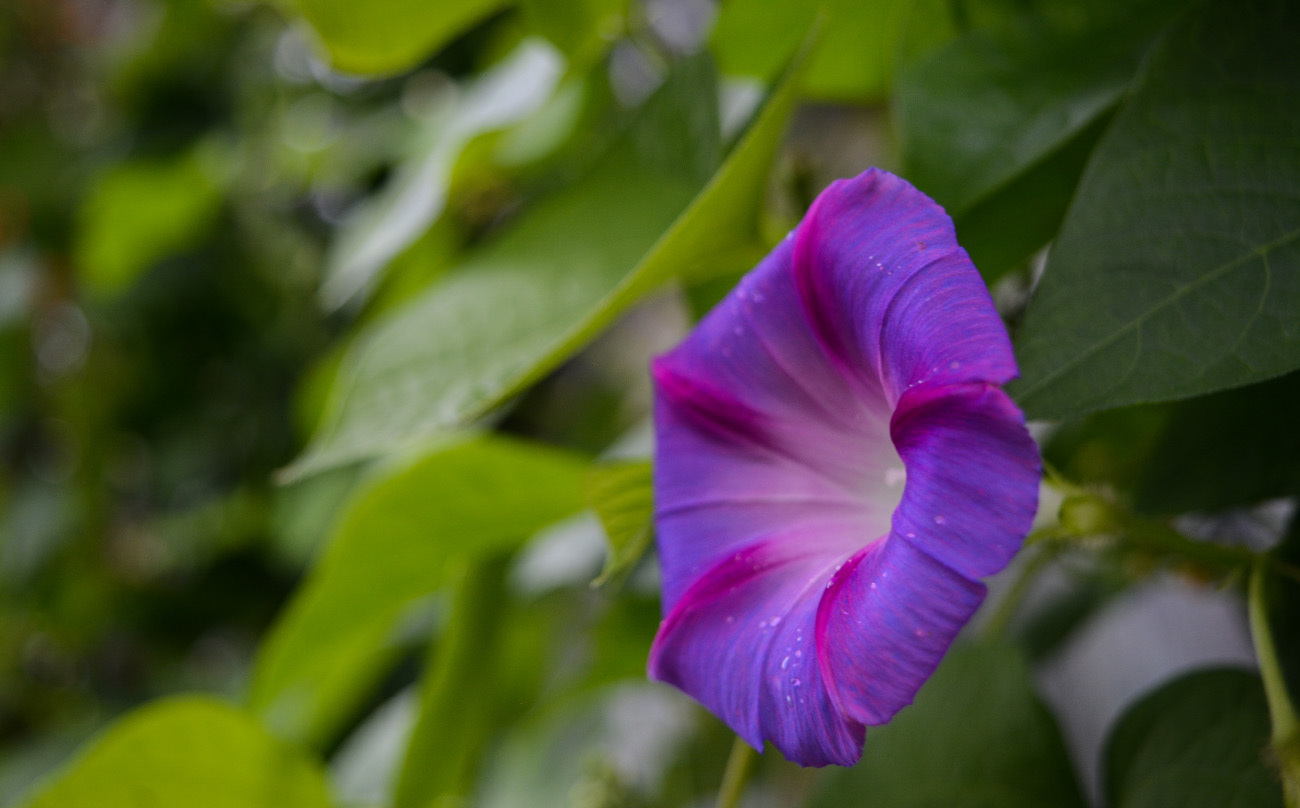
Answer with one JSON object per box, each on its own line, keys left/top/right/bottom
{"left": 1045, "top": 370, "right": 1300, "bottom": 515}
{"left": 74, "top": 144, "right": 224, "bottom": 297}
{"left": 286, "top": 0, "right": 508, "bottom": 75}
{"left": 1012, "top": 0, "right": 1300, "bottom": 419}
{"left": 896, "top": 0, "right": 1178, "bottom": 281}
{"left": 1134, "top": 369, "right": 1300, "bottom": 514}
{"left": 587, "top": 459, "right": 653, "bottom": 586}
{"left": 320, "top": 40, "right": 566, "bottom": 310}
{"left": 17, "top": 697, "right": 331, "bottom": 808}
{"left": 286, "top": 37, "right": 810, "bottom": 479}
{"left": 813, "top": 642, "right": 1085, "bottom": 808}
{"left": 711, "top": 0, "right": 911, "bottom": 102}
{"left": 520, "top": 0, "right": 626, "bottom": 65}
{"left": 250, "top": 434, "right": 587, "bottom": 746}
{"left": 1105, "top": 669, "right": 1284, "bottom": 808}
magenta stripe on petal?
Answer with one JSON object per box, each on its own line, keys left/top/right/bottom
{"left": 649, "top": 168, "right": 1040, "bottom": 767}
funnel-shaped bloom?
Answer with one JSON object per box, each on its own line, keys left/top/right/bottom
{"left": 647, "top": 169, "right": 1040, "bottom": 767}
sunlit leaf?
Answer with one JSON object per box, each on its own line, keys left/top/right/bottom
{"left": 814, "top": 642, "right": 1084, "bottom": 808}
{"left": 286, "top": 0, "right": 508, "bottom": 76}
{"left": 250, "top": 435, "right": 587, "bottom": 746}
{"left": 520, "top": 0, "right": 626, "bottom": 65}
{"left": 286, "top": 37, "right": 811, "bottom": 479}
{"left": 711, "top": 0, "right": 910, "bottom": 102}
{"left": 587, "top": 459, "right": 653, "bottom": 586}
{"left": 1013, "top": 0, "right": 1300, "bottom": 419}
{"left": 16, "top": 698, "right": 331, "bottom": 808}
{"left": 75, "top": 144, "right": 224, "bottom": 297}
{"left": 1105, "top": 669, "right": 1283, "bottom": 808}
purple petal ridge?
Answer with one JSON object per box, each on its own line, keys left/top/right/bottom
{"left": 649, "top": 168, "right": 1040, "bottom": 767}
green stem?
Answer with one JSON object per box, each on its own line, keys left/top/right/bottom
{"left": 394, "top": 552, "right": 512, "bottom": 808}
{"left": 1056, "top": 490, "right": 1300, "bottom": 585}
{"left": 982, "top": 539, "right": 1060, "bottom": 639}
{"left": 715, "top": 735, "right": 758, "bottom": 808}
{"left": 1248, "top": 563, "right": 1300, "bottom": 807}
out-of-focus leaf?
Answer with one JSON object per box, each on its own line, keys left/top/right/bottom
{"left": 250, "top": 435, "right": 586, "bottom": 746}
{"left": 711, "top": 0, "right": 910, "bottom": 102}
{"left": 74, "top": 144, "right": 224, "bottom": 297}
{"left": 897, "top": 0, "right": 1178, "bottom": 281}
{"left": 286, "top": 36, "right": 810, "bottom": 479}
{"left": 1012, "top": 0, "right": 1300, "bottom": 419}
{"left": 814, "top": 642, "right": 1085, "bottom": 808}
{"left": 587, "top": 459, "right": 653, "bottom": 586}
{"left": 286, "top": 0, "right": 509, "bottom": 76}
{"left": 520, "top": 0, "right": 625, "bottom": 65}
{"left": 1135, "top": 370, "right": 1300, "bottom": 514}
{"left": 321, "top": 40, "right": 565, "bottom": 311}
{"left": 1105, "top": 669, "right": 1283, "bottom": 808}
{"left": 16, "top": 697, "right": 332, "bottom": 808}
{"left": 1045, "top": 370, "right": 1300, "bottom": 515}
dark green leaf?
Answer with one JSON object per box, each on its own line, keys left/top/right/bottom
{"left": 287, "top": 38, "right": 809, "bottom": 478}
{"left": 587, "top": 459, "right": 653, "bottom": 586}
{"left": 897, "top": 0, "right": 1178, "bottom": 281}
{"left": 1013, "top": 0, "right": 1300, "bottom": 419}
{"left": 1135, "top": 370, "right": 1300, "bottom": 514}
{"left": 1105, "top": 669, "right": 1283, "bottom": 808}
{"left": 16, "top": 698, "right": 331, "bottom": 808}
{"left": 250, "top": 434, "right": 587, "bottom": 745}
{"left": 286, "top": 0, "right": 508, "bottom": 75}
{"left": 1044, "top": 369, "right": 1300, "bottom": 515}
{"left": 813, "top": 642, "right": 1085, "bottom": 808}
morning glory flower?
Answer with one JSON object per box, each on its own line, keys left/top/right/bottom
{"left": 647, "top": 168, "right": 1040, "bottom": 767}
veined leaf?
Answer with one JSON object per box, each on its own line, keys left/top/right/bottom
{"left": 1013, "top": 0, "right": 1300, "bottom": 419}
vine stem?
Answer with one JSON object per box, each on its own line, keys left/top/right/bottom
{"left": 715, "top": 735, "right": 758, "bottom": 808}
{"left": 1248, "top": 563, "right": 1300, "bottom": 807}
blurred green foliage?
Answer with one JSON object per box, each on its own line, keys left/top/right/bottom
{"left": 0, "top": 0, "right": 1297, "bottom": 805}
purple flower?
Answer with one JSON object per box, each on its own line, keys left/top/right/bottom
{"left": 647, "top": 169, "right": 1040, "bottom": 767}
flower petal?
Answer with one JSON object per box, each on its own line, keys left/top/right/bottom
{"left": 890, "top": 382, "right": 1041, "bottom": 579}
{"left": 816, "top": 536, "right": 986, "bottom": 726}
{"left": 652, "top": 235, "right": 904, "bottom": 611}
{"left": 652, "top": 373, "right": 890, "bottom": 609}
{"left": 792, "top": 168, "right": 1018, "bottom": 403}
{"left": 648, "top": 537, "right": 866, "bottom": 766}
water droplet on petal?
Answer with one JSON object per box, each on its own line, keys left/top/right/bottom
{"left": 934, "top": 515, "right": 946, "bottom": 525}
{"left": 770, "top": 615, "right": 781, "bottom": 626}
